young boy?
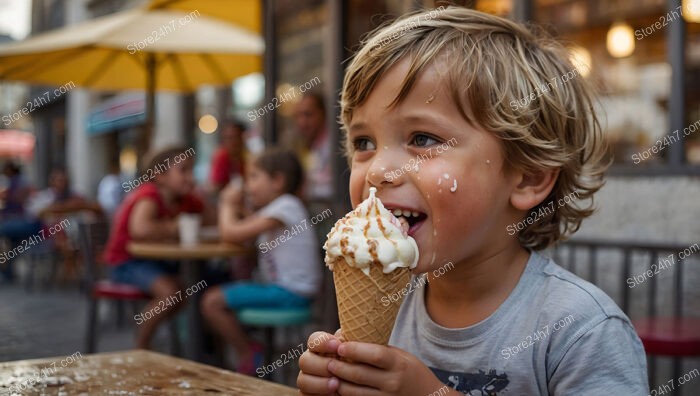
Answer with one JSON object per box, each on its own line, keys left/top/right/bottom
{"left": 297, "top": 7, "right": 649, "bottom": 395}
{"left": 103, "top": 146, "right": 204, "bottom": 349}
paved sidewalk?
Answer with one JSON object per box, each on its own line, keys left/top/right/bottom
{"left": 0, "top": 282, "right": 172, "bottom": 362}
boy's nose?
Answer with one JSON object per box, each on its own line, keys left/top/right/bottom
{"left": 365, "top": 151, "right": 405, "bottom": 188}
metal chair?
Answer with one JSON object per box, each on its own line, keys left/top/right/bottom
{"left": 78, "top": 220, "right": 179, "bottom": 354}
{"left": 555, "top": 239, "right": 700, "bottom": 391}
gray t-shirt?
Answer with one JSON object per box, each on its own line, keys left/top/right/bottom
{"left": 389, "top": 252, "right": 649, "bottom": 395}
{"left": 257, "top": 194, "right": 321, "bottom": 297}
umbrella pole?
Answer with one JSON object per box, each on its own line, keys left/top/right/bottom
{"left": 140, "top": 53, "right": 156, "bottom": 162}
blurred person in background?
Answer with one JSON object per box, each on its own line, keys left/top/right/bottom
{"left": 201, "top": 147, "right": 321, "bottom": 375}
{"left": 103, "top": 146, "right": 206, "bottom": 349}
{"left": 26, "top": 168, "right": 102, "bottom": 219}
{"left": 0, "top": 162, "right": 37, "bottom": 282}
{"left": 25, "top": 168, "right": 103, "bottom": 281}
{"left": 97, "top": 157, "right": 125, "bottom": 220}
{"left": 0, "top": 162, "right": 32, "bottom": 219}
{"left": 209, "top": 120, "right": 247, "bottom": 194}
{"left": 293, "top": 92, "right": 333, "bottom": 202}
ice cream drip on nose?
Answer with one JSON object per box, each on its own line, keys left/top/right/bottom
{"left": 324, "top": 187, "right": 419, "bottom": 276}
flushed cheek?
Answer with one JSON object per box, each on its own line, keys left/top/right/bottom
{"left": 348, "top": 166, "right": 369, "bottom": 207}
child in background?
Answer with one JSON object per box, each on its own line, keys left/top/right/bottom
{"left": 103, "top": 146, "right": 204, "bottom": 349}
{"left": 297, "top": 7, "right": 648, "bottom": 395}
{"left": 201, "top": 147, "right": 321, "bottom": 375}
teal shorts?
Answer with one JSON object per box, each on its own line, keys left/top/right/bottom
{"left": 220, "top": 282, "right": 310, "bottom": 310}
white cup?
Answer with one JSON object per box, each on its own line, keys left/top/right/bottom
{"left": 178, "top": 213, "right": 202, "bottom": 246}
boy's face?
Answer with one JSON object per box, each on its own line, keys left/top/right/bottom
{"left": 159, "top": 159, "right": 195, "bottom": 197}
{"left": 347, "top": 59, "right": 521, "bottom": 273}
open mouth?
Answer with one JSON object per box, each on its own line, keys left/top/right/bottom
{"left": 387, "top": 207, "right": 427, "bottom": 237}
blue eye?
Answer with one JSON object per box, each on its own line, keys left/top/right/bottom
{"left": 352, "top": 137, "right": 376, "bottom": 152}
{"left": 411, "top": 133, "right": 439, "bottom": 147}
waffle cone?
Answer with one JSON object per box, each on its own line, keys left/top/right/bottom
{"left": 331, "top": 257, "right": 412, "bottom": 345}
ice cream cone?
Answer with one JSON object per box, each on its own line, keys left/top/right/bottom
{"left": 324, "top": 187, "right": 419, "bottom": 345}
{"left": 331, "top": 257, "right": 411, "bottom": 345}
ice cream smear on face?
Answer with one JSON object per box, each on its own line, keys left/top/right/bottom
{"left": 324, "top": 187, "right": 419, "bottom": 276}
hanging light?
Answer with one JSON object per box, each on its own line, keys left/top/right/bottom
{"left": 607, "top": 21, "right": 635, "bottom": 58}
{"left": 198, "top": 114, "right": 218, "bottom": 134}
{"left": 568, "top": 45, "right": 592, "bottom": 77}
{"left": 683, "top": 0, "right": 700, "bottom": 23}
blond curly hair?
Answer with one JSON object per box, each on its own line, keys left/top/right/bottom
{"left": 340, "top": 7, "right": 609, "bottom": 250}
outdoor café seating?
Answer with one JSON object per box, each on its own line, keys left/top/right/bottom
{"left": 555, "top": 239, "right": 700, "bottom": 390}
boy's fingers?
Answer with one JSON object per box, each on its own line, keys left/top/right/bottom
{"left": 335, "top": 379, "right": 384, "bottom": 396}
{"left": 296, "top": 371, "right": 340, "bottom": 395}
{"left": 326, "top": 358, "right": 387, "bottom": 389}
{"left": 307, "top": 331, "right": 341, "bottom": 354}
{"left": 298, "top": 350, "right": 336, "bottom": 377}
{"left": 336, "top": 342, "right": 393, "bottom": 369}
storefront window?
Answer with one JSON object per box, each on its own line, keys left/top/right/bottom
{"left": 273, "top": 0, "right": 328, "bottom": 147}
{"left": 534, "top": 0, "right": 700, "bottom": 168}
{"left": 685, "top": 0, "right": 700, "bottom": 164}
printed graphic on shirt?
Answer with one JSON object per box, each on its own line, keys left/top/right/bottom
{"left": 430, "top": 367, "right": 509, "bottom": 395}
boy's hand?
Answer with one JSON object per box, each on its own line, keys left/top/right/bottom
{"left": 326, "top": 341, "right": 450, "bottom": 396}
{"left": 298, "top": 330, "right": 343, "bottom": 395}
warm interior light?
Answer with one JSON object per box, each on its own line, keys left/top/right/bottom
{"left": 568, "top": 45, "right": 592, "bottom": 77}
{"left": 607, "top": 21, "right": 635, "bottom": 58}
{"left": 198, "top": 114, "right": 218, "bottom": 134}
{"left": 119, "top": 147, "right": 137, "bottom": 174}
{"left": 683, "top": 0, "right": 700, "bottom": 22}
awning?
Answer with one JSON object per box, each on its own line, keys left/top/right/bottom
{"left": 87, "top": 93, "right": 146, "bottom": 135}
{"left": 0, "top": 129, "right": 35, "bottom": 160}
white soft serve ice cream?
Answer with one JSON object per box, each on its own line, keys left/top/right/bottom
{"left": 324, "top": 187, "right": 419, "bottom": 276}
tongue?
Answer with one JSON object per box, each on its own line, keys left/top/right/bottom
{"left": 397, "top": 216, "right": 410, "bottom": 237}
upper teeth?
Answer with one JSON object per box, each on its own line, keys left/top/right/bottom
{"left": 392, "top": 209, "right": 420, "bottom": 218}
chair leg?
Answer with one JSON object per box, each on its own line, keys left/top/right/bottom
{"left": 116, "top": 300, "right": 126, "bottom": 328}
{"left": 24, "top": 254, "right": 35, "bottom": 292}
{"left": 169, "top": 316, "right": 181, "bottom": 356}
{"left": 264, "top": 327, "right": 274, "bottom": 378}
{"left": 86, "top": 296, "right": 98, "bottom": 353}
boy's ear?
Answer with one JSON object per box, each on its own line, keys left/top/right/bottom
{"left": 510, "top": 168, "right": 560, "bottom": 211}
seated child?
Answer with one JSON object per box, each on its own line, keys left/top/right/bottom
{"left": 297, "top": 7, "right": 649, "bottom": 395}
{"left": 201, "top": 147, "right": 322, "bottom": 375}
{"left": 103, "top": 146, "right": 204, "bottom": 349}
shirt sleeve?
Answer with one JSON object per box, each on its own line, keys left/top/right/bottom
{"left": 548, "top": 317, "right": 649, "bottom": 395}
{"left": 258, "top": 195, "right": 303, "bottom": 228}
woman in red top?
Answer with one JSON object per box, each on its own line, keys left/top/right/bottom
{"left": 209, "top": 121, "right": 246, "bottom": 193}
{"left": 104, "top": 146, "right": 204, "bottom": 349}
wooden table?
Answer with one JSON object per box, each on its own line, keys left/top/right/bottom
{"left": 127, "top": 242, "right": 254, "bottom": 361}
{"left": 0, "top": 350, "right": 298, "bottom": 395}
{"left": 127, "top": 241, "right": 251, "bottom": 261}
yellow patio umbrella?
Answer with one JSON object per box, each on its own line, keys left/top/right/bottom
{"left": 147, "top": 0, "right": 261, "bottom": 34}
{"left": 0, "top": 4, "right": 263, "bottom": 154}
